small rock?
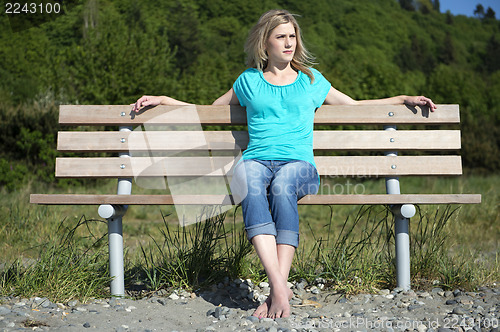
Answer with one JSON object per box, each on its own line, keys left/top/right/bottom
{"left": 83, "top": 322, "right": 91, "bottom": 328}
{"left": 155, "top": 289, "right": 168, "bottom": 296}
{"left": 378, "top": 289, "right": 390, "bottom": 296}
{"left": 169, "top": 293, "right": 180, "bottom": 300}
{"left": 310, "top": 286, "right": 320, "bottom": 294}
{"left": 274, "top": 317, "right": 289, "bottom": 325}
{"left": 337, "top": 297, "right": 348, "bottom": 304}
{"left": 0, "top": 307, "right": 11, "bottom": 315}
{"left": 408, "top": 304, "right": 421, "bottom": 311}
{"left": 417, "top": 324, "right": 427, "bottom": 332}
{"left": 246, "top": 316, "right": 259, "bottom": 323}
{"left": 296, "top": 279, "right": 307, "bottom": 291}
{"left": 214, "top": 306, "right": 224, "bottom": 318}
{"left": 445, "top": 299, "right": 457, "bottom": 305}
{"left": 259, "top": 282, "right": 269, "bottom": 288}
{"left": 452, "top": 307, "right": 467, "bottom": 315}
{"left": 245, "top": 279, "right": 254, "bottom": 287}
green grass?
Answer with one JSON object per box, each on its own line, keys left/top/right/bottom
{"left": 0, "top": 174, "right": 498, "bottom": 302}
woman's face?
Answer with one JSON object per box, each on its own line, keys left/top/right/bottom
{"left": 265, "top": 22, "right": 296, "bottom": 66}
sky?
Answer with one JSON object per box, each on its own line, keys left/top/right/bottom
{"left": 438, "top": 0, "right": 500, "bottom": 17}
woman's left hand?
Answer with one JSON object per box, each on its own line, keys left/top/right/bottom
{"left": 404, "top": 96, "right": 437, "bottom": 111}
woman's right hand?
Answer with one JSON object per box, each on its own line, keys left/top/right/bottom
{"left": 131, "top": 95, "right": 165, "bottom": 113}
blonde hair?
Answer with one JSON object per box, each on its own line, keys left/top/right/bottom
{"left": 245, "top": 9, "right": 316, "bottom": 82}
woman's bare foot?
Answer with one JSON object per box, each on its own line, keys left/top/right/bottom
{"left": 267, "top": 280, "right": 291, "bottom": 318}
{"left": 252, "top": 296, "right": 272, "bottom": 319}
{"left": 252, "top": 284, "right": 293, "bottom": 319}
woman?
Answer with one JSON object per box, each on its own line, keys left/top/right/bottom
{"left": 132, "top": 9, "right": 436, "bottom": 319}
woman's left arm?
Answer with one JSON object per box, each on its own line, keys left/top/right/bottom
{"left": 323, "top": 87, "right": 437, "bottom": 111}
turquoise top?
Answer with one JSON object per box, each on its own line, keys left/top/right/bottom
{"left": 232, "top": 68, "right": 331, "bottom": 169}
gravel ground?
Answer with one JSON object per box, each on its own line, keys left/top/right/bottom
{"left": 0, "top": 278, "right": 498, "bottom": 332}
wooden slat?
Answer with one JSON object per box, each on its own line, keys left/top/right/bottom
{"left": 315, "top": 155, "right": 463, "bottom": 176}
{"left": 57, "top": 130, "right": 461, "bottom": 152}
{"left": 55, "top": 156, "right": 463, "bottom": 178}
{"left": 314, "top": 104, "right": 459, "bottom": 125}
{"left": 59, "top": 104, "right": 459, "bottom": 126}
{"left": 30, "top": 193, "right": 481, "bottom": 205}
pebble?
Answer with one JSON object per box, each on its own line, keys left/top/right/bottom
{"left": 0, "top": 283, "right": 497, "bottom": 332}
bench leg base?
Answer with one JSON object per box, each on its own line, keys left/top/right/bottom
{"left": 395, "top": 215, "right": 411, "bottom": 291}
{"left": 108, "top": 217, "right": 125, "bottom": 297}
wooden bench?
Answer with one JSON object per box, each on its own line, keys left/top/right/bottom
{"left": 30, "top": 104, "right": 481, "bottom": 296}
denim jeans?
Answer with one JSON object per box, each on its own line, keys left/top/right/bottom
{"left": 231, "top": 159, "right": 319, "bottom": 248}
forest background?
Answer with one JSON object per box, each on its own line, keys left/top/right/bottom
{"left": 0, "top": 0, "right": 499, "bottom": 189}
{"left": 0, "top": 0, "right": 499, "bottom": 297}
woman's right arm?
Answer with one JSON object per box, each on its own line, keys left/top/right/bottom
{"left": 131, "top": 95, "right": 192, "bottom": 113}
{"left": 132, "top": 88, "right": 240, "bottom": 112}
{"left": 212, "top": 88, "right": 240, "bottom": 105}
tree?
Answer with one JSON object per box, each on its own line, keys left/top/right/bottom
{"left": 485, "top": 7, "right": 496, "bottom": 20}
{"left": 474, "top": 4, "right": 485, "bottom": 19}
{"left": 432, "top": 0, "right": 440, "bottom": 12}
{"left": 482, "top": 34, "right": 500, "bottom": 72}
{"left": 439, "top": 32, "right": 455, "bottom": 65}
{"left": 418, "top": 0, "right": 433, "bottom": 14}
{"left": 399, "top": 0, "right": 416, "bottom": 11}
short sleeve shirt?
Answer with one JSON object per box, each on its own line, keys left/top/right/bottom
{"left": 232, "top": 68, "right": 331, "bottom": 169}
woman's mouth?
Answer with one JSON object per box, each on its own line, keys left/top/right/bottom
{"left": 283, "top": 50, "right": 294, "bottom": 54}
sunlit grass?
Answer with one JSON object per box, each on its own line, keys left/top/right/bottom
{"left": 0, "top": 174, "right": 498, "bottom": 301}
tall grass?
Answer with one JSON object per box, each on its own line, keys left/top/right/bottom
{"left": 138, "top": 206, "right": 252, "bottom": 291}
{"left": 1, "top": 175, "right": 498, "bottom": 301}
{"left": 1, "top": 217, "right": 110, "bottom": 303}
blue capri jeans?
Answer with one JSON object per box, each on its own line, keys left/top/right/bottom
{"left": 230, "top": 159, "right": 319, "bottom": 248}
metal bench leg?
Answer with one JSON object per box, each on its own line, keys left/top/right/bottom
{"left": 394, "top": 214, "right": 410, "bottom": 290}
{"left": 386, "top": 177, "right": 412, "bottom": 290}
{"left": 99, "top": 125, "right": 132, "bottom": 297}
{"left": 108, "top": 216, "right": 125, "bottom": 296}
{"left": 384, "top": 125, "right": 414, "bottom": 291}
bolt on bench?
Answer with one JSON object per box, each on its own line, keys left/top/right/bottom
{"left": 30, "top": 104, "right": 481, "bottom": 296}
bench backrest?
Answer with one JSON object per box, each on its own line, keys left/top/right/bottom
{"left": 55, "top": 104, "right": 462, "bottom": 181}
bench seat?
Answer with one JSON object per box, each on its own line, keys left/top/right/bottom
{"left": 31, "top": 193, "right": 481, "bottom": 205}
